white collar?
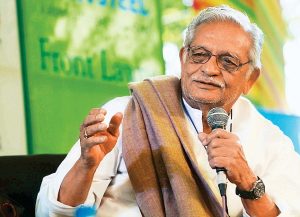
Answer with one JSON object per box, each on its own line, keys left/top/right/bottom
{"left": 182, "top": 98, "right": 233, "bottom": 132}
{"left": 182, "top": 98, "right": 203, "bottom": 133}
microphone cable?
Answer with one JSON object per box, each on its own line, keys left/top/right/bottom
{"left": 217, "top": 169, "right": 229, "bottom": 217}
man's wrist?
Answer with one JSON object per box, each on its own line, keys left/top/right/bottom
{"left": 235, "top": 170, "right": 257, "bottom": 191}
{"left": 78, "top": 157, "right": 99, "bottom": 174}
{"left": 236, "top": 176, "right": 265, "bottom": 200}
{"left": 236, "top": 175, "right": 258, "bottom": 191}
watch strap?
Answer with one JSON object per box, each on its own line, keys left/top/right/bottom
{"left": 235, "top": 176, "right": 265, "bottom": 200}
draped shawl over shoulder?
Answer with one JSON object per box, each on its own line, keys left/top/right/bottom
{"left": 122, "top": 75, "right": 223, "bottom": 217}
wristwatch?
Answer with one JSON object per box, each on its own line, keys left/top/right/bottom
{"left": 236, "top": 176, "right": 265, "bottom": 200}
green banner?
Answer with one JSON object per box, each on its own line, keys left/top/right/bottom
{"left": 17, "top": 0, "right": 164, "bottom": 154}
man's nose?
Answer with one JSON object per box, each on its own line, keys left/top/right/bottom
{"left": 200, "top": 56, "right": 221, "bottom": 75}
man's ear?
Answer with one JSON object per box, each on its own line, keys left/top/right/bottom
{"left": 243, "top": 68, "right": 260, "bottom": 94}
{"left": 179, "top": 47, "right": 186, "bottom": 63}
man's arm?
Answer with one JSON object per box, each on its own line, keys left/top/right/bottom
{"left": 241, "top": 194, "right": 279, "bottom": 217}
{"left": 199, "top": 130, "right": 280, "bottom": 217}
{"left": 58, "top": 109, "right": 123, "bottom": 206}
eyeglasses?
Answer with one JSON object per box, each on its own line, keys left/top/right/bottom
{"left": 186, "top": 46, "right": 251, "bottom": 73}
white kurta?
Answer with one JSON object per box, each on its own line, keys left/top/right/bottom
{"left": 36, "top": 96, "right": 300, "bottom": 217}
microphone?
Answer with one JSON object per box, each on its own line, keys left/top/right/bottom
{"left": 207, "top": 107, "right": 229, "bottom": 197}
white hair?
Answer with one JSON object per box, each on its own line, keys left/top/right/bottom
{"left": 183, "top": 5, "right": 264, "bottom": 69}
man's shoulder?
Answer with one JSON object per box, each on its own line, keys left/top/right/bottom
{"left": 236, "top": 96, "right": 254, "bottom": 108}
{"left": 233, "top": 96, "right": 268, "bottom": 127}
{"left": 234, "top": 97, "right": 282, "bottom": 133}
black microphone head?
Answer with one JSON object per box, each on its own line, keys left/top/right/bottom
{"left": 207, "top": 107, "right": 229, "bottom": 130}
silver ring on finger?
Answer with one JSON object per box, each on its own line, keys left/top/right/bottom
{"left": 84, "top": 127, "right": 88, "bottom": 139}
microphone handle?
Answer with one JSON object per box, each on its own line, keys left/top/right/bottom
{"left": 216, "top": 167, "right": 226, "bottom": 173}
{"left": 211, "top": 127, "right": 227, "bottom": 185}
{"left": 216, "top": 168, "right": 227, "bottom": 196}
{"left": 216, "top": 167, "right": 226, "bottom": 184}
{"left": 213, "top": 128, "right": 227, "bottom": 192}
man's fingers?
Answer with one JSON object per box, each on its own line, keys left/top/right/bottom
{"left": 83, "top": 122, "right": 108, "bottom": 139}
{"left": 206, "top": 144, "right": 229, "bottom": 160}
{"left": 83, "top": 135, "right": 108, "bottom": 148}
{"left": 82, "top": 109, "right": 106, "bottom": 127}
{"left": 89, "top": 108, "right": 107, "bottom": 115}
{"left": 205, "top": 129, "right": 234, "bottom": 143}
{"left": 198, "top": 132, "right": 208, "bottom": 146}
{"left": 107, "top": 112, "right": 123, "bottom": 136}
{"left": 208, "top": 156, "right": 229, "bottom": 170}
{"left": 81, "top": 111, "right": 123, "bottom": 142}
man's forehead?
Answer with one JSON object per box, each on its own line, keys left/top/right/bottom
{"left": 191, "top": 21, "right": 252, "bottom": 56}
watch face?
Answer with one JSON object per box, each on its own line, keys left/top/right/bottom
{"left": 253, "top": 180, "right": 265, "bottom": 198}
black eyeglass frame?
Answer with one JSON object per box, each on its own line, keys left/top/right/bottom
{"left": 186, "top": 45, "right": 252, "bottom": 73}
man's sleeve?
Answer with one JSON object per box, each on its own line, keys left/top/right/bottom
{"left": 264, "top": 135, "right": 300, "bottom": 216}
{"left": 35, "top": 96, "right": 130, "bottom": 216}
{"left": 242, "top": 130, "right": 300, "bottom": 217}
{"left": 35, "top": 140, "right": 121, "bottom": 217}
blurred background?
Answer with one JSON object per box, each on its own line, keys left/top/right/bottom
{"left": 0, "top": 0, "right": 299, "bottom": 155}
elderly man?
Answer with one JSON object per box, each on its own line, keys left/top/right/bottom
{"left": 36, "top": 5, "right": 300, "bottom": 217}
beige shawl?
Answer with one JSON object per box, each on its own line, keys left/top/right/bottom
{"left": 122, "top": 76, "right": 223, "bottom": 217}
